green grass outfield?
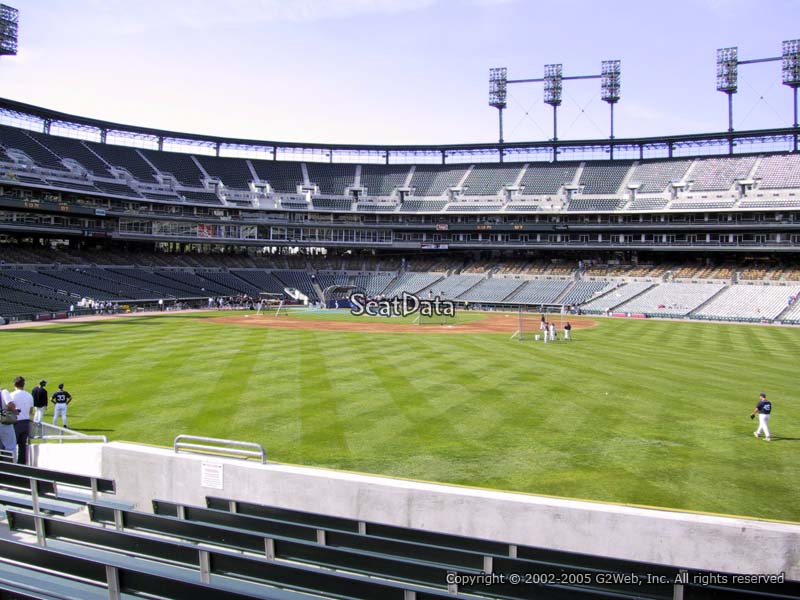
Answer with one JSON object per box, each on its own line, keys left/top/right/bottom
{"left": 3, "top": 311, "right": 798, "bottom": 522}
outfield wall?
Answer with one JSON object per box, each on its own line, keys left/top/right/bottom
{"left": 33, "top": 442, "right": 800, "bottom": 579}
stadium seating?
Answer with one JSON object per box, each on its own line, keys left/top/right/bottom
{"left": 755, "top": 154, "right": 800, "bottom": 189}
{"left": 0, "top": 125, "right": 67, "bottom": 170}
{"left": 579, "top": 161, "right": 631, "bottom": 195}
{"left": 382, "top": 272, "right": 443, "bottom": 296}
{"left": 31, "top": 133, "right": 111, "bottom": 175}
{"left": 83, "top": 141, "right": 157, "bottom": 181}
{"left": 141, "top": 150, "right": 205, "bottom": 186}
{"left": 230, "top": 270, "right": 290, "bottom": 297}
{"left": 506, "top": 279, "right": 573, "bottom": 304}
{"left": 628, "top": 160, "right": 691, "bottom": 193}
{"left": 616, "top": 282, "right": 725, "bottom": 317}
{"left": 688, "top": 156, "right": 756, "bottom": 191}
{"left": 457, "top": 277, "right": 526, "bottom": 302}
{"left": 91, "top": 179, "right": 141, "bottom": 197}
{"left": 195, "top": 155, "right": 254, "bottom": 190}
{"left": 628, "top": 197, "right": 669, "bottom": 210}
{"left": 559, "top": 280, "right": 615, "bottom": 306}
{"left": 693, "top": 284, "right": 800, "bottom": 321}
{"left": 179, "top": 189, "right": 223, "bottom": 205}
{"left": 360, "top": 164, "right": 410, "bottom": 196}
{"left": 567, "top": 198, "right": 624, "bottom": 211}
{"left": 312, "top": 198, "right": 352, "bottom": 211}
{"left": 446, "top": 202, "right": 504, "bottom": 212}
{"left": 409, "top": 165, "right": 466, "bottom": 196}
{"left": 305, "top": 163, "right": 356, "bottom": 195}
{"left": 518, "top": 163, "right": 577, "bottom": 195}
{"left": 580, "top": 281, "right": 655, "bottom": 313}
{"left": 462, "top": 164, "right": 524, "bottom": 195}
{"left": 420, "top": 274, "right": 484, "bottom": 299}
{"left": 273, "top": 270, "right": 319, "bottom": 301}
{"left": 250, "top": 160, "right": 304, "bottom": 193}
{"left": 399, "top": 199, "right": 447, "bottom": 212}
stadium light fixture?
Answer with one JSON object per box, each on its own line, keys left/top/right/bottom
{"left": 783, "top": 39, "right": 800, "bottom": 132}
{"left": 716, "top": 47, "right": 738, "bottom": 134}
{"left": 601, "top": 60, "right": 621, "bottom": 141}
{"left": 716, "top": 47, "right": 738, "bottom": 93}
{"left": 0, "top": 4, "right": 18, "bottom": 57}
{"left": 489, "top": 67, "right": 508, "bottom": 146}
{"left": 544, "top": 64, "right": 563, "bottom": 141}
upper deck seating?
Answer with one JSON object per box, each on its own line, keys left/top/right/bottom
{"left": 688, "top": 156, "right": 756, "bottom": 191}
{"left": 579, "top": 161, "right": 631, "bottom": 195}
{"left": 0, "top": 125, "right": 67, "bottom": 171}
{"left": 462, "top": 164, "right": 523, "bottom": 196}
{"left": 196, "top": 155, "right": 254, "bottom": 190}
{"left": 518, "top": 163, "right": 577, "bottom": 195}
{"left": 251, "top": 160, "right": 304, "bottom": 193}
{"left": 409, "top": 165, "right": 466, "bottom": 197}
{"left": 360, "top": 165, "right": 410, "bottom": 196}
{"left": 305, "top": 163, "right": 356, "bottom": 196}
{"left": 84, "top": 142, "right": 157, "bottom": 181}
{"left": 141, "top": 150, "right": 205, "bottom": 186}
{"left": 628, "top": 160, "right": 691, "bottom": 193}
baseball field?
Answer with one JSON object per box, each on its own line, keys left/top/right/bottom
{"left": 3, "top": 309, "right": 797, "bottom": 522}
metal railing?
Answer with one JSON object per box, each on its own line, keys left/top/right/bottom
{"left": 30, "top": 422, "right": 108, "bottom": 444}
{"left": 173, "top": 435, "right": 266, "bottom": 463}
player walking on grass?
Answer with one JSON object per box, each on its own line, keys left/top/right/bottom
{"left": 751, "top": 393, "right": 772, "bottom": 442}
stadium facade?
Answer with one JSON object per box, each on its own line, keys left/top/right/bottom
{"left": 2, "top": 97, "right": 800, "bottom": 322}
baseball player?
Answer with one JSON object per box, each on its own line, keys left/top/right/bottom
{"left": 51, "top": 383, "right": 72, "bottom": 428}
{"left": 32, "top": 380, "right": 48, "bottom": 423}
{"left": 750, "top": 393, "right": 772, "bottom": 442}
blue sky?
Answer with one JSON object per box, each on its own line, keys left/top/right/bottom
{"left": 2, "top": 0, "right": 799, "bottom": 145}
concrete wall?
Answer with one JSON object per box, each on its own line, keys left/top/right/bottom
{"left": 35, "top": 442, "right": 800, "bottom": 579}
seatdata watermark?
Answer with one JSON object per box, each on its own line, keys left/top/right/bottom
{"left": 350, "top": 292, "right": 455, "bottom": 318}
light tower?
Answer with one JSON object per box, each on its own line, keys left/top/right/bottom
{"left": 488, "top": 67, "right": 508, "bottom": 145}
{"left": 543, "top": 64, "right": 563, "bottom": 141}
{"left": 783, "top": 39, "right": 800, "bottom": 151}
{"left": 716, "top": 47, "right": 738, "bottom": 134}
{"left": 0, "top": 4, "right": 18, "bottom": 57}
{"left": 601, "top": 60, "right": 621, "bottom": 139}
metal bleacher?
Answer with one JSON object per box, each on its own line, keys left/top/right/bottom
{"left": 0, "top": 459, "right": 797, "bottom": 600}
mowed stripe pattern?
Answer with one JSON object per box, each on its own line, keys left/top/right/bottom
{"left": 2, "top": 314, "right": 798, "bottom": 522}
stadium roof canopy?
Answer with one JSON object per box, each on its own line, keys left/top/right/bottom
{"left": 0, "top": 96, "right": 798, "bottom": 164}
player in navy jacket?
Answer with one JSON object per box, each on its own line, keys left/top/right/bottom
{"left": 751, "top": 393, "right": 772, "bottom": 442}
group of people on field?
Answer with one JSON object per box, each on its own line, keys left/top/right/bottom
{"left": 0, "top": 377, "right": 72, "bottom": 464}
{"left": 539, "top": 315, "right": 572, "bottom": 343}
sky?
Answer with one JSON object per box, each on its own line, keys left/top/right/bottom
{"left": 1, "top": 0, "right": 799, "bottom": 146}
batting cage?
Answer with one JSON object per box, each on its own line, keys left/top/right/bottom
{"left": 510, "top": 305, "right": 567, "bottom": 341}
{"left": 255, "top": 292, "right": 286, "bottom": 316}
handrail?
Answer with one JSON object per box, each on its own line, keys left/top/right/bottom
{"left": 173, "top": 435, "right": 266, "bottom": 464}
{"left": 31, "top": 422, "right": 107, "bottom": 444}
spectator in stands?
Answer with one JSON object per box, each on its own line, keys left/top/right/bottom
{"left": 51, "top": 384, "right": 72, "bottom": 428}
{"left": 564, "top": 322, "right": 572, "bottom": 341}
{"left": 0, "top": 384, "right": 17, "bottom": 456}
{"left": 10, "top": 376, "right": 33, "bottom": 464}
{"left": 751, "top": 393, "right": 772, "bottom": 442}
{"left": 32, "top": 380, "right": 48, "bottom": 424}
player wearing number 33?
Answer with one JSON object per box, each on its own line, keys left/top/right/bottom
{"left": 750, "top": 393, "right": 772, "bottom": 442}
